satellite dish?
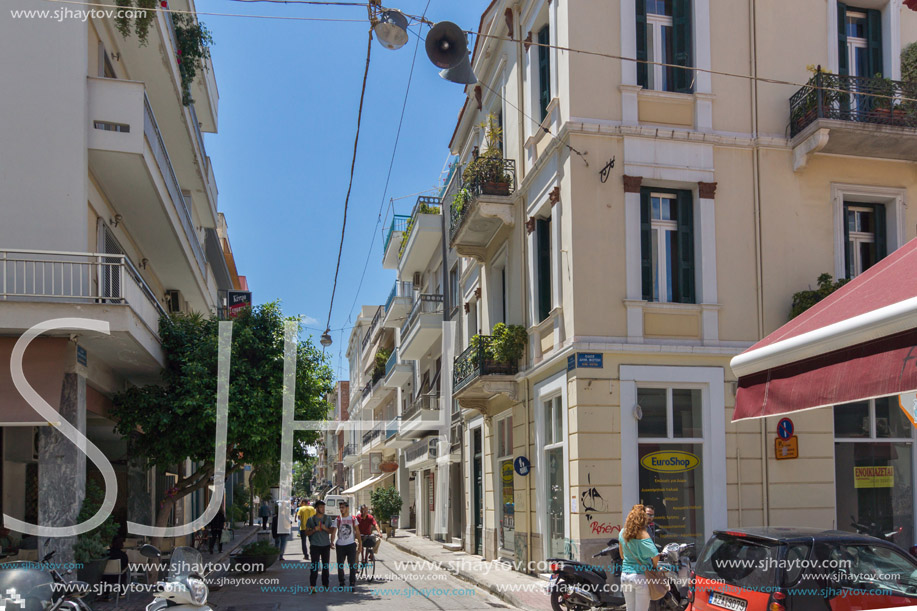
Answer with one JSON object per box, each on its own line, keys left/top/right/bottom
{"left": 425, "top": 21, "right": 468, "bottom": 69}
{"left": 374, "top": 9, "right": 409, "bottom": 51}
{"left": 439, "top": 52, "right": 477, "bottom": 85}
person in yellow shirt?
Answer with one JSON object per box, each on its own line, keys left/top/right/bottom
{"left": 295, "top": 500, "right": 316, "bottom": 561}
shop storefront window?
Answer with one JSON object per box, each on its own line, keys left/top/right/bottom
{"left": 835, "top": 397, "right": 914, "bottom": 548}
{"left": 496, "top": 415, "right": 514, "bottom": 553}
{"left": 637, "top": 387, "right": 705, "bottom": 550}
{"left": 544, "top": 395, "right": 566, "bottom": 558}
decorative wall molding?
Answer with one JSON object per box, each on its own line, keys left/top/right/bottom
{"left": 698, "top": 181, "right": 718, "bottom": 199}
{"left": 623, "top": 175, "right": 643, "bottom": 193}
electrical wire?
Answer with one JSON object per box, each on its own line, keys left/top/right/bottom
{"left": 324, "top": 28, "right": 374, "bottom": 339}
{"left": 343, "top": 0, "right": 431, "bottom": 329}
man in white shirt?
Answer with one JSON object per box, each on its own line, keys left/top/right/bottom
{"left": 330, "top": 501, "right": 362, "bottom": 590}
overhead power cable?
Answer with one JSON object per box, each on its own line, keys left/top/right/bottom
{"left": 323, "top": 28, "right": 374, "bottom": 342}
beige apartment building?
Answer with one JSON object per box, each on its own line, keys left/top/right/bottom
{"left": 0, "top": 0, "right": 243, "bottom": 559}
{"left": 359, "top": 0, "right": 917, "bottom": 573}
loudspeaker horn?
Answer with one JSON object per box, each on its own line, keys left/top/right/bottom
{"left": 425, "top": 21, "right": 468, "bottom": 69}
{"left": 439, "top": 52, "right": 477, "bottom": 85}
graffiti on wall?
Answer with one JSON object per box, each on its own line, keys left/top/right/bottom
{"left": 589, "top": 521, "right": 621, "bottom": 535}
{"left": 580, "top": 473, "right": 607, "bottom": 521}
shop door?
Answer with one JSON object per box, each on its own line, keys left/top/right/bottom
{"left": 473, "top": 429, "right": 483, "bottom": 555}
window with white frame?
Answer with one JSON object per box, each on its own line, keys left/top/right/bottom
{"left": 636, "top": 387, "right": 705, "bottom": 548}
{"left": 641, "top": 189, "right": 695, "bottom": 303}
{"left": 844, "top": 202, "right": 886, "bottom": 278}
{"left": 834, "top": 397, "right": 915, "bottom": 548}
{"left": 637, "top": 0, "right": 693, "bottom": 93}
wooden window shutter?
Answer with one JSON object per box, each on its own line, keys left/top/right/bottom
{"left": 837, "top": 2, "right": 849, "bottom": 76}
{"left": 636, "top": 0, "right": 649, "bottom": 88}
{"left": 672, "top": 0, "right": 693, "bottom": 93}
{"left": 866, "top": 8, "right": 883, "bottom": 78}
{"left": 640, "top": 189, "right": 653, "bottom": 301}
{"left": 675, "top": 190, "right": 696, "bottom": 303}
{"left": 538, "top": 26, "right": 551, "bottom": 121}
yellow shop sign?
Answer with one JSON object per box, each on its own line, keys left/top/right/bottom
{"left": 640, "top": 451, "right": 700, "bottom": 473}
{"left": 854, "top": 466, "right": 894, "bottom": 489}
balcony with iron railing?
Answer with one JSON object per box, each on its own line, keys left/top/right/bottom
{"left": 399, "top": 294, "right": 444, "bottom": 360}
{"left": 789, "top": 70, "right": 917, "bottom": 168}
{"left": 342, "top": 443, "right": 359, "bottom": 465}
{"left": 382, "top": 280, "right": 413, "bottom": 328}
{"left": 449, "top": 156, "right": 517, "bottom": 258}
{"left": 399, "top": 393, "right": 441, "bottom": 440}
{"left": 383, "top": 214, "right": 411, "bottom": 269}
{"left": 383, "top": 347, "right": 413, "bottom": 389}
{"left": 398, "top": 196, "right": 443, "bottom": 276}
{"left": 361, "top": 305, "right": 383, "bottom": 352}
{"left": 452, "top": 335, "right": 520, "bottom": 405}
{"left": 0, "top": 249, "right": 169, "bottom": 370}
{"left": 405, "top": 437, "right": 438, "bottom": 467}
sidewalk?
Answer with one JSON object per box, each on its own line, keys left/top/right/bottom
{"left": 385, "top": 530, "right": 552, "bottom": 611}
{"left": 93, "top": 525, "right": 260, "bottom": 611}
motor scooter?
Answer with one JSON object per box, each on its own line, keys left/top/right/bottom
{"left": 547, "top": 539, "right": 626, "bottom": 611}
{"left": 0, "top": 551, "right": 93, "bottom": 610}
{"left": 650, "top": 542, "right": 695, "bottom": 611}
{"left": 850, "top": 515, "right": 902, "bottom": 542}
{"left": 139, "top": 544, "right": 212, "bottom": 611}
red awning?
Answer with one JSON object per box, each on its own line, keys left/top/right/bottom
{"left": 731, "top": 238, "right": 917, "bottom": 421}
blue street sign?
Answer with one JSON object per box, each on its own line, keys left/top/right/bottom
{"left": 568, "top": 353, "right": 603, "bottom": 371}
{"left": 514, "top": 456, "right": 531, "bottom": 476}
{"left": 777, "top": 418, "right": 794, "bottom": 440}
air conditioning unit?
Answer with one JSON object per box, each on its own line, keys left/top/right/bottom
{"left": 5, "top": 428, "right": 39, "bottom": 462}
{"left": 412, "top": 272, "right": 422, "bottom": 287}
{"left": 165, "top": 290, "right": 182, "bottom": 314}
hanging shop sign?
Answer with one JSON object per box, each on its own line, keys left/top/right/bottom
{"left": 854, "top": 466, "right": 894, "bottom": 488}
{"left": 640, "top": 450, "right": 700, "bottom": 473}
{"left": 775, "top": 436, "right": 799, "bottom": 460}
{"left": 899, "top": 392, "right": 917, "bottom": 428}
{"left": 226, "top": 290, "right": 252, "bottom": 318}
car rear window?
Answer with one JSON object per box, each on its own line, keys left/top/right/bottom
{"left": 695, "top": 534, "right": 781, "bottom": 589}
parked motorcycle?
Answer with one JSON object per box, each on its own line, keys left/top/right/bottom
{"left": 850, "top": 515, "right": 902, "bottom": 542}
{"left": 547, "top": 539, "right": 626, "bottom": 611}
{"left": 547, "top": 540, "right": 695, "bottom": 611}
{"left": 0, "top": 551, "right": 93, "bottom": 611}
{"left": 139, "top": 544, "right": 211, "bottom": 611}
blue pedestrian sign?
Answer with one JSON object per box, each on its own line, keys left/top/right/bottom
{"left": 777, "top": 418, "right": 794, "bottom": 440}
{"left": 514, "top": 456, "right": 531, "bottom": 476}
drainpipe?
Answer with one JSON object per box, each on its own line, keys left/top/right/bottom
{"left": 748, "top": 0, "right": 769, "bottom": 527}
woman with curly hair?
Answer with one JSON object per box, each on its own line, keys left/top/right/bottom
{"left": 618, "top": 504, "right": 660, "bottom": 611}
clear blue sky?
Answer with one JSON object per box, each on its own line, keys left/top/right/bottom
{"left": 200, "top": 0, "right": 490, "bottom": 379}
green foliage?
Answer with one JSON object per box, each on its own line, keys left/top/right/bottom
{"left": 73, "top": 480, "right": 120, "bottom": 563}
{"left": 399, "top": 202, "right": 439, "bottom": 256}
{"left": 869, "top": 73, "right": 896, "bottom": 110}
{"left": 469, "top": 334, "right": 493, "bottom": 360}
{"left": 790, "top": 273, "right": 849, "bottom": 319}
{"left": 111, "top": 303, "right": 334, "bottom": 521}
{"left": 173, "top": 13, "right": 213, "bottom": 106}
{"left": 249, "top": 464, "right": 278, "bottom": 501}
{"left": 369, "top": 486, "right": 403, "bottom": 524}
{"left": 227, "top": 484, "right": 249, "bottom": 524}
{"left": 292, "top": 457, "right": 316, "bottom": 497}
{"left": 462, "top": 114, "right": 509, "bottom": 188}
{"left": 452, "top": 188, "right": 472, "bottom": 217}
{"left": 112, "top": 0, "right": 156, "bottom": 46}
{"left": 241, "top": 540, "right": 278, "bottom": 555}
{"left": 491, "top": 323, "right": 527, "bottom": 363}
{"left": 903, "top": 43, "right": 917, "bottom": 84}
{"left": 373, "top": 348, "right": 391, "bottom": 382}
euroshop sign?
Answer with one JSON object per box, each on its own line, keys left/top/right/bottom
{"left": 640, "top": 450, "right": 700, "bottom": 473}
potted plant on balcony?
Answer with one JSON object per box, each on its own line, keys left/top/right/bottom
{"left": 491, "top": 323, "right": 528, "bottom": 364}
{"left": 373, "top": 348, "right": 391, "bottom": 383}
{"left": 462, "top": 114, "right": 510, "bottom": 196}
{"left": 867, "top": 73, "right": 898, "bottom": 122}
{"left": 900, "top": 43, "right": 917, "bottom": 123}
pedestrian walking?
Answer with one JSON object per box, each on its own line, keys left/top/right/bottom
{"left": 208, "top": 507, "right": 226, "bottom": 554}
{"left": 619, "top": 504, "right": 661, "bottom": 611}
{"left": 304, "top": 500, "right": 334, "bottom": 593}
{"left": 259, "top": 499, "right": 271, "bottom": 530}
{"left": 271, "top": 505, "right": 289, "bottom": 557}
{"left": 330, "top": 501, "right": 361, "bottom": 590}
{"left": 295, "top": 499, "right": 316, "bottom": 561}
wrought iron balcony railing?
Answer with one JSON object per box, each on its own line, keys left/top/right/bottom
{"left": 342, "top": 443, "right": 357, "bottom": 459}
{"left": 789, "top": 71, "right": 917, "bottom": 138}
{"left": 402, "top": 392, "right": 439, "bottom": 421}
{"left": 453, "top": 336, "right": 519, "bottom": 394}
{"left": 361, "top": 305, "right": 383, "bottom": 351}
{"left": 383, "top": 214, "right": 411, "bottom": 258}
{"left": 400, "top": 294, "right": 443, "bottom": 337}
{"left": 450, "top": 159, "right": 517, "bottom": 240}
{"left": 399, "top": 196, "right": 442, "bottom": 257}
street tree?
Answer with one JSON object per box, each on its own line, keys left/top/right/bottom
{"left": 111, "top": 302, "right": 333, "bottom": 545}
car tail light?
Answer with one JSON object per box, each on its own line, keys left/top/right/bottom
{"left": 723, "top": 531, "right": 747, "bottom": 538}
{"left": 550, "top": 563, "right": 558, "bottom": 572}
{"left": 768, "top": 590, "right": 786, "bottom": 611}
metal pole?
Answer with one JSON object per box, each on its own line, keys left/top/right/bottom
{"left": 441, "top": 204, "right": 450, "bottom": 323}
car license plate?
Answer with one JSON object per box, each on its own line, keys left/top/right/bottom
{"left": 708, "top": 592, "right": 747, "bottom": 611}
